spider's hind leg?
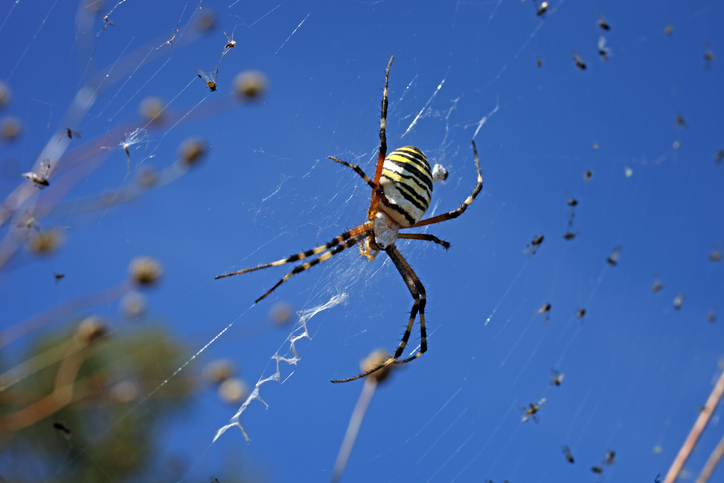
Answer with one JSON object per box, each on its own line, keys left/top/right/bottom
{"left": 331, "top": 244, "right": 427, "bottom": 383}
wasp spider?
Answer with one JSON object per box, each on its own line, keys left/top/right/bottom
{"left": 216, "top": 56, "right": 483, "bottom": 382}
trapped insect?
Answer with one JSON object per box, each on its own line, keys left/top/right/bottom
{"left": 216, "top": 57, "right": 483, "bottom": 383}
{"left": 196, "top": 65, "right": 219, "bottom": 92}
{"left": 22, "top": 159, "right": 51, "bottom": 188}
{"left": 66, "top": 128, "right": 82, "bottom": 139}
{"left": 520, "top": 398, "right": 546, "bottom": 422}
{"left": 562, "top": 445, "right": 574, "bottom": 463}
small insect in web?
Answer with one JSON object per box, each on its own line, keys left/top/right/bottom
{"left": 66, "top": 128, "right": 82, "bottom": 139}
{"left": 562, "top": 445, "right": 575, "bottom": 463}
{"left": 196, "top": 65, "right": 219, "bottom": 92}
{"left": 525, "top": 235, "right": 544, "bottom": 256}
{"left": 592, "top": 464, "right": 603, "bottom": 474}
{"left": 534, "top": 1, "right": 549, "bottom": 17}
{"left": 707, "top": 306, "right": 717, "bottom": 323}
{"left": 606, "top": 245, "right": 622, "bottom": 266}
{"left": 576, "top": 307, "right": 586, "bottom": 320}
{"left": 572, "top": 51, "right": 587, "bottom": 70}
{"left": 676, "top": 113, "right": 687, "bottom": 128}
{"left": 598, "top": 36, "right": 610, "bottom": 61}
{"left": 584, "top": 169, "right": 593, "bottom": 181}
{"left": 520, "top": 398, "right": 546, "bottom": 422}
{"left": 22, "top": 159, "right": 51, "bottom": 188}
{"left": 563, "top": 231, "right": 577, "bottom": 240}
{"left": 102, "top": 14, "right": 116, "bottom": 27}
{"left": 53, "top": 422, "right": 72, "bottom": 440}
{"left": 598, "top": 14, "right": 611, "bottom": 31}
{"left": 18, "top": 217, "right": 39, "bottom": 230}
{"left": 550, "top": 368, "right": 565, "bottom": 386}
{"left": 673, "top": 292, "right": 685, "bottom": 310}
{"left": 535, "top": 302, "right": 551, "bottom": 322}
{"left": 215, "top": 56, "right": 484, "bottom": 383}
{"left": 221, "top": 30, "right": 237, "bottom": 57}
{"left": 53, "top": 272, "right": 65, "bottom": 283}
{"left": 715, "top": 149, "right": 723, "bottom": 164}
{"left": 652, "top": 273, "right": 663, "bottom": 292}
{"left": 704, "top": 43, "right": 715, "bottom": 69}
{"left": 605, "top": 450, "right": 616, "bottom": 465}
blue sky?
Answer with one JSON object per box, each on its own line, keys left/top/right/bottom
{"left": 1, "top": 0, "right": 723, "bottom": 481}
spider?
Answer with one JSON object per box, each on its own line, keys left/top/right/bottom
{"left": 215, "top": 56, "right": 483, "bottom": 383}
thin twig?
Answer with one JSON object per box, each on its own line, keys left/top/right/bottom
{"left": 331, "top": 378, "right": 377, "bottom": 483}
{"left": 664, "top": 367, "right": 724, "bottom": 483}
{"left": 695, "top": 431, "right": 724, "bottom": 483}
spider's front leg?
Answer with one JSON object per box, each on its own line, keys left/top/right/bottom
{"left": 331, "top": 244, "right": 426, "bottom": 383}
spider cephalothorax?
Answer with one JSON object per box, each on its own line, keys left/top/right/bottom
{"left": 216, "top": 57, "right": 483, "bottom": 382}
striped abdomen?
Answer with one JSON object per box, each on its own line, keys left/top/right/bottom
{"left": 379, "top": 146, "right": 433, "bottom": 227}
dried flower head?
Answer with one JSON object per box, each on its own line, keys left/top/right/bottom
{"left": 28, "top": 228, "right": 64, "bottom": 256}
{"left": 269, "top": 301, "right": 294, "bottom": 326}
{"left": 129, "top": 256, "right": 163, "bottom": 287}
{"left": 139, "top": 96, "right": 166, "bottom": 124}
{"left": 360, "top": 349, "right": 394, "bottom": 384}
{"left": 76, "top": 315, "right": 107, "bottom": 344}
{"left": 204, "top": 359, "right": 237, "bottom": 384}
{"left": 177, "top": 137, "right": 208, "bottom": 167}
{"left": 235, "top": 70, "right": 267, "bottom": 101}
{"left": 1, "top": 116, "right": 23, "bottom": 142}
{"left": 218, "top": 378, "right": 249, "bottom": 404}
{"left": 121, "top": 291, "right": 147, "bottom": 319}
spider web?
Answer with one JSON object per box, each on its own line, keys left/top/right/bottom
{"left": 1, "top": 1, "right": 723, "bottom": 482}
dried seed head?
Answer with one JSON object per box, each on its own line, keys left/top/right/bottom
{"left": 269, "top": 301, "right": 294, "bottom": 326}
{"left": 235, "top": 70, "right": 267, "bottom": 101}
{"left": 110, "top": 380, "right": 140, "bottom": 404}
{"left": 360, "top": 349, "right": 394, "bottom": 384}
{"left": 1, "top": 116, "right": 23, "bottom": 142}
{"left": 204, "top": 359, "right": 236, "bottom": 384}
{"left": 129, "top": 256, "right": 163, "bottom": 287}
{"left": 120, "top": 291, "right": 147, "bottom": 319}
{"left": 177, "top": 137, "right": 207, "bottom": 167}
{"left": 136, "top": 165, "right": 158, "bottom": 188}
{"left": 76, "top": 315, "right": 107, "bottom": 343}
{"left": 218, "top": 378, "right": 249, "bottom": 404}
{"left": 195, "top": 9, "right": 216, "bottom": 33}
{"left": 139, "top": 96, "right": 165, "bottom": 124}
{"left": 28, "top": 229, "right": 64, "bottom": 256}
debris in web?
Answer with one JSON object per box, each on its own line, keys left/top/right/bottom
{"left": 213, "top": 293, "right": 349, "bottom": 443}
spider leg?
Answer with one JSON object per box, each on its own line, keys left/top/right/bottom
{"left": 215, "top": 222, "right": 372, "bottom": 280}
{"left": 252, "top": 230, "right": 371, "bottom": 304}
{"left": 331, "top": 244, "right": 426, "bottom": 383}
{"left": 397, "top": 233, "right": 450, "bottom": 249}
{"left": 411, "top": 140, "right": 483, "bottom": 228}
{"left": 368, "top": 56, "right": 393, "bottom": 220}
{"left": 328, "top": 156, "right": 393, "bottom": 211}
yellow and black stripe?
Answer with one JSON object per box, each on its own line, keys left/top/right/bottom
{"left": 379, "top": 146, "right": 433, "bottom": 227}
